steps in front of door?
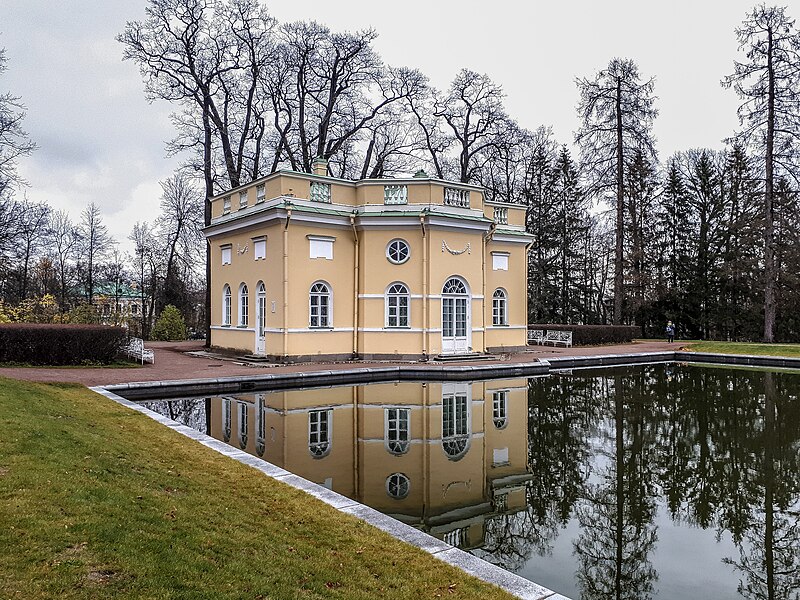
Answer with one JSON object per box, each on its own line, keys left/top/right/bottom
{"left": 433, "top": 352, "right": 494, "bottom": 362}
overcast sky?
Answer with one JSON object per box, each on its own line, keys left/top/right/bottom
{"left": 2, "top": 0, "right": 777, "bottom": 252}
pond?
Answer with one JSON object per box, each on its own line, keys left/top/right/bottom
{"left": 139, "top": 363, "right": 800, "bottom": 600}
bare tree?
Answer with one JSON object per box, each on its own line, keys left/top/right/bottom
{"left": 576, "top": 58, "right": 658, "bottom": 324}
{"left": 722, "top": 5, "right": 800, "bottom": 342}
{"left": 13, "top": 198, "right": 50, "bottom": 300}
{"left": 130, "top": 221, "right": 160, "bottom": 338}
{"left": 77, "top": 202, "right": 113, "bottom": 305}
{"left": 155, "top": 171, "right": 203, "bottom": 312}
{"left": 49, "top": 209, "right": 78, "bottom": 313}
{"left": 0, "top": 48, "right": 35, "bottom": 200}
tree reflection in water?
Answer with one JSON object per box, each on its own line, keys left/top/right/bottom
{"left": 516, "top": 365, "right": 800, "bottom": 600}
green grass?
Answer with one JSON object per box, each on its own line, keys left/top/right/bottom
{"left": 680, "top": 340, "right": 800, "bottom": 357}
{"left": 0, "top": 359, "right": 141, "bottom": 369}
{"left": 0, "top": 379, "right": 513, "bottom": 600}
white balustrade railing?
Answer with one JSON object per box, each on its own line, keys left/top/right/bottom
{"left": 443, "top": 187, "right": 470, "bottom": 208}
{"left": 493, "top": 206, "right": 508, "bottom": 224}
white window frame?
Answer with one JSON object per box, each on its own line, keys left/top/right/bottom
{"left": 492, "top": 252, "right": 509, "bottom": 271}
{"left": 309, "top": 281, "right": 332, "bottom": 328}
{"left": 386, "top": 282, "right": 410, "bottom": 328}
{"left": 308, "top": 409, "right": 332, "bottom": 458}
{"left": 442, "top": 385, "right": 470, "bottom": 460}
{"left": 222, "top": 284, "right": 232, "bottom": 326}
{"left": 222, "top": 195, "right": 231, "bottom": 214}
{"left": 308, "top": 235, "right": 335, "bottom": 260}
{"left": 253, "top": 236, "right": 266, "bottom": 260}
{"left": 385, "top": 408, "right": 410, "bottom": 454}
{"left": 386, "top": 239, "right": 410, "bottom": 264}
{"left": 492, "top": 390, "right": 508, "bottom": 429}
{"left": 492, "top": 288, "right": 508, "bottom": 326}
{"left": 239, "top": 283, "right": 249, "bottom": 327}
{"left": 386, "top": 472, "right": 410, "bottom": 499}
{"left": 238, "top": 401, "right": 248, "bottom": 449}
{"left": 221, "top": 245, "right": 232, "bottom": 266}
{"left": 239, "top": 190, "right": 248, "bottom": 209}
{"left": 256, "top": 184, "right": 266, "bottom": 203}
{"left": 222, "top": 398, "right": 231, "bottom": 442}
{"left": 255, "top": 394, "right": 266, "bottom": 457}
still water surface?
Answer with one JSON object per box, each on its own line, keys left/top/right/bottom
{"left": 141, "top": 364, "right": 800, "bottom": 600}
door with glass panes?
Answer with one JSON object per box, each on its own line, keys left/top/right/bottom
{"left": 441, "top": 277, "right": 470, "bottom": 354}
{"left": 255, "top": 282, "right": 266, "bottom": 354}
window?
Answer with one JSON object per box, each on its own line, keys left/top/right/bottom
{"left": 492, "top": 390, "right": 508, "bottom": 429}
{"left": 256, "top": 184, "right": 266, "bottom": 203}
{"left": 386, "top": 239, "right": 410, "bottom": 264}
{"left": 442, "top": 390, "right": 469, "bottom": 459}
{"left": 386, "top": 473, "right": 410, "bottom": 499}
{"left": 384, "top": 184, "right": 407, "bottom": 205}
{"left": 238, "top": 401, "right": 248, "bottom": 449}
{"left": 222, "top": 398, "right": 231, "bottom": 442}
{"left": 255, "top": 395, "right": 266, "bottom": 457}
{"left": 308, "top": 235, "right": 334, "bottom": 260}
{"left": 221, "top": 245, "right": 232, "bottom": 265}
{"left": 492, "top": 252, "right": 509, "bottom": 271}
{"left": 256, "top": 282, "right": 266, "bottom": 337}
{"left": 385, "top": 408, "right": 410, "bottom": 454}
{"left": 131, "top": 304, "right": 139, "bottom": 315}
{"left": 222, "top": 195, "right": 231, "bottom": 214}
{"left": 222, "top": 284, "right": 232, "bottom": 326}
{"left": 310, "top": 181, "right": 332, "bottom": 203}
{"left": 253, "top": 237, "right": 266, "bottom": 260}
{"left": 309, "top": 409, "right": 331, "bottom": 457}
{"left": 386, "top": 283, "right": 410, "bottom": 328}
{"left": 239, "top": 190, "right": 248, "bottom": 209}
{"left": 309, "top": 282, "right": 331, "bottom": 328}
{"left": 239, "top": 283, "right": 249, "bottom": 326}
{"left": 492, "top": 288, "right": 507, "bottom": 326}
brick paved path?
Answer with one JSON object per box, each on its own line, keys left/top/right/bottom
{"left": 0, "top": 339, "right": 680, "bottom": 387}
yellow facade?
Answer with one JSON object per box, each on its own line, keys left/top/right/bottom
{"left": 204, "top": 166, "right": 532, "bottom": 359}
{"left": 207, "top": 379, "right": 532, "bottom": 543}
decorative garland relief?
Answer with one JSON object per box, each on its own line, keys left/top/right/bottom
{"left": 442, "top": 240, "right": 471, "bottom": 255}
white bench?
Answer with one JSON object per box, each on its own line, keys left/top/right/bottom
{"left": 122, "top": 337, "right": 155, "bottom": 364}
{"left": 543, "top": 330, "right": 573, "bottom": 347}
{"left": 527, "top": 329, "right": 544, "bottom": 345}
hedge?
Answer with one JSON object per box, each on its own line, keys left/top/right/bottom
{"left": 0, "top": 324, "right": 128, "bottom": 365}
{"left": 528, "top": 324, "right": 641, "bottom": 346}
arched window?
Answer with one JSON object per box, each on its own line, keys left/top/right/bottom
{"left": 256, "top": 282, "right": 266, "bottom": 337}
{"left": 222, "top": 397, "right": 231, "bottom": 442}
{"left": 442, "top": 389, "right": 470, "bottom": 460}
{"left": 255, "top": 394, "right": 266, "bottom": 457}
{"left": 386, "top": 473, "right": 410, "bottom": 499}
{"left": 386, "top": 283, "right": 410, "bottom": 328}
{"left": 238, "top": 401, "right": 248, "bottom": 449}
{"left": 492, "top": 390, "right": 508, "bottom": 429}
{"left": 309, "top": 409, "right": 332, "bottom": 457}
{"left": 492, "top": 288, "right": 507, "bottom": 326}
{"left": 385, "top": 408, "right": 410, "bottom": 454}
{"left": 442, "top": 277, "right": 467, "bottom": 295}
{"left": 239, "top": 283, "right": 249, "bottom": 326}
{"left": 222, "top": 284, "right": 232, "bottom": 326}
{"left": 309, "top": 282, "right": 331, "bottom": 328}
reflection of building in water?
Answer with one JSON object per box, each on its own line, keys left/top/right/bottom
{"left": 208, "top": 380, "right": 531, "bottom": 548}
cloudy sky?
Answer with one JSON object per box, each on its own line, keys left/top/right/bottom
{"left": 3, "top": 0, "right": 769, "bottom": 252}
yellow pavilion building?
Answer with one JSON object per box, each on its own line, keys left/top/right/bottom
{"left": 204, "top": 159, "right": 532, "bottom": 360}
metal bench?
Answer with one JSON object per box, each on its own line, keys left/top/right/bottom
{"left": 542, "top": 330, "right": 573, "bottom": 347}
{"left": 527, "top": 329, "right": 544, "bottom": 345}
{"left": 122, "top": 337, "right": 155, "bottom": 364}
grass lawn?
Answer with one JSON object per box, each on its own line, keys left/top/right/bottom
{"left": 680, "top": 340, "right": 800, "bottom": 358}
{"left": 0, "top": 379, "right": 513, "bottom": 599}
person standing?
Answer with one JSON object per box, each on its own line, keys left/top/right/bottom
{"left": 666, "top": 321, "right": 675, "bottom": 343}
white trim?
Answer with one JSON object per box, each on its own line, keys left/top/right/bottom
{"left": 306, "top": 234, "right": 336, "bottom": 242}
{"left": 486, "top": 325, "right": 527, "bottom": 330}
{"left": 359, "top": 294, "right": 423, "bottom": 299}
{"left": 211, "top": 325, "right": 256, "bottom": 332}
{"left": 360, "top": 328, "right": 424, "bottom": 333}
{"left": 491, "top": 232, "right": 534, "bottom": 244}
{"left": 428, "top": 294, "right": 484, "bottom": 300}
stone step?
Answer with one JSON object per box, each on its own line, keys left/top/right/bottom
{"left": 433, "top": 352, "right": 493, "bottom": 362}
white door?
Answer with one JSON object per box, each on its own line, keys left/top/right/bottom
{"left": 441, "top": 278, "right": 470, "bottom": 354}
{"left": 256, "top": 283, "right": 266, "bottom": 355}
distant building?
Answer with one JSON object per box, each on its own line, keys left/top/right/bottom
{"left": 93, "top": 283, "right": 142, "bottom": 321}
{"left": 203, "top": 159, "right": 532, "bottom": 360}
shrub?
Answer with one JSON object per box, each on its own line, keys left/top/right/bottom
{"left": 0, "top": 324, "right": 127, "bottom": 365}
{"left": 150, "top": 305, "right": 187, "bottom": 341}
{"left": 528, "top": 324, "right": 642, "bottom": 346}
{"left": 68, "top": 303, "right": 99, "bottom": 324}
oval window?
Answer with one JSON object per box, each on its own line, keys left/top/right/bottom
{"left": 386, "top": 239, "right": 410, "bottom": 264}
